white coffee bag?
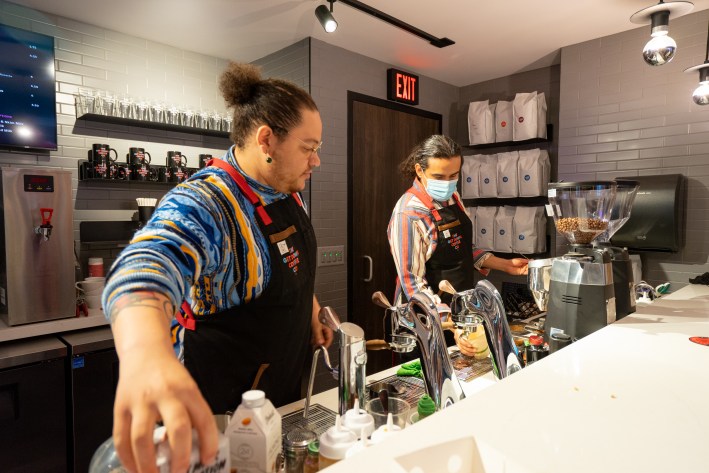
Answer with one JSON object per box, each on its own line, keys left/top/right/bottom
{"left": 512, "top": 206, "right": 539, "bottom": 254}
{"left": 517, "top": 148, "right": 550, "bottom": 197}
{"left": 461, "top": 154, "right": 483, "bottom": 198}
{"left": 475, "top": 206, "right": 497, "bottom": 251}
{"left": 478, "top": 154, "right": 498, "bottom": 198}
{"left": 513, "top": 92, "right": 538, "bottom": 141}
{"left": 467, "top": 100, "right": 495, "bottom": 145}
{"left": 494, "top": 206, "right": 516, "bottom": 253}
{"left": 495, "top": 100, "right": 513, "bottom": 142}
{"left": 537, "top": 92, "right": 548, "bottom": 139}
{"left": 496, "top": 151, "right": 519, "bottom": 198}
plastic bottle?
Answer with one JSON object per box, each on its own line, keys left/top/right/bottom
{"left": 369, "top": 413, "right": 402, "bottom": 445}
{"left": 341, "top": 398, "right": 375, "bottom": 439}
{"left": 225, "top": 390, "right": 282, "bottom": 473}
{"left": 318, "top": 415, "right": 357, "bottom": 470}
{"left": 88, "top": 427, "right": 230, "bottom": 473}
{"left": 344, "top": 428, "right": 369, "bottom": 458}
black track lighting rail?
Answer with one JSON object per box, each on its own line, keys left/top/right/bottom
{"left": 337, "top": 0, "right": 454, "bottom": 48}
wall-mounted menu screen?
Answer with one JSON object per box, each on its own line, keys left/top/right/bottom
{"left": 0, "top": 24, "right": 57, "bottom": 151}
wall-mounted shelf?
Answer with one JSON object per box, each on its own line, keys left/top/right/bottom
{"left": 463, "top": 124, "right": 553, "bottom": 150}
{"left": 462, "top": 196, "right": 549, "bottom": 207}
{"left": 75, "top": 113, "right": 230, "bottom": 139}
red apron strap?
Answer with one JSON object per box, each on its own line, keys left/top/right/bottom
{"left": 208, "top": 158, "right": 273, "bottom": 226}
{"left": 407, "top": 185, "right": 442, "bottom": 222}
{"left": 452, "top": 193, "right": 466, "bottom": 214}
{"left": 291, "top": 192, "right": 304, "bottom": 208}
{"left": 177, "top": 301, "right": 197, "bottom": 331}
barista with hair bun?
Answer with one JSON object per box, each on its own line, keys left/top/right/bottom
{"left": 103, "top": 62, "right": 333, "bottom": 473}
{"left": 388, "top": 135, "right": 527, "bottom": 356}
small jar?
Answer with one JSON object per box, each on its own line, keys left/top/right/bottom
{"left": 87, "top": 257, "right": 104, "bottom": 277}
{"left": 525, "top": 335, "right": 549, "bottom": 365}
{"left": 284, "top": 428, "right": 317, "bottom": 473}
{"left": 303, "top": 440, "right": 320, "bottom": 473}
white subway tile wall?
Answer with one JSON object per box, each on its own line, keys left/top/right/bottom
{"left": 559, "top": 8, "right": 709, "bottom": 290}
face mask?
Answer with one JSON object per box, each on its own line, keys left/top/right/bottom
{"left": 425, "top": 178, "right": 458, "bottom": 201}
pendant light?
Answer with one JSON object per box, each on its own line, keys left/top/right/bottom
{"left": 630, "top": 0, "right": 694, "bottom": 66}
{"left": 684, "top": 21, "right": 709, "bottom": 105}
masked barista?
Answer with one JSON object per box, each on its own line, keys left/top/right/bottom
{"left": 388, "top": 135, "right": 528, "bottom": 356}
{"left": 102, "top": 62, "right": 333, "bottom": 473}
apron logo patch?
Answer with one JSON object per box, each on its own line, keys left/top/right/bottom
{"left": 448, "top": 233, "right": 462, "bottom": 250}
{"left": 442, "top": 229, "right": 451, "bottom": 238}
{"left": 282, "top": 247, "right": 301, "bottom": 273}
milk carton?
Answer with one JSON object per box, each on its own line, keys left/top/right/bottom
{"left": 226, "top": 390, "right": 282, "bottom": 473}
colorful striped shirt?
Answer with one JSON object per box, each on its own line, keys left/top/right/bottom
{"left": 102, "top": 145, "right": 305, "bottom": 357}
{"left": 387, "top": 180, "right": 490, "bottom": 310}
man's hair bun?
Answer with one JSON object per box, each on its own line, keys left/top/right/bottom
{"left": 219, "top": 62, "right": 262, "bottom": 107}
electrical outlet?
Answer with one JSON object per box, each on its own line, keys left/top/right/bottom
{"left": 317, "top": 245, "right": 345, "bottom": 267}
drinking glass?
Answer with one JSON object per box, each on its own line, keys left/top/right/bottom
{"left": 365, "top": 397, "right": 410, "bottom": 429}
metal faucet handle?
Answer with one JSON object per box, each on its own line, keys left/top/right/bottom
{"left": 438, "top": 280, "right": 457, "bottom": 295}
{"left": 371, "top": 291, "right": 393, "bottom": 309}
{"left": 318, "top": 306, "right": 341, "bottom": 332}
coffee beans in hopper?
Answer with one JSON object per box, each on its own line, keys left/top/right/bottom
{"left": 555, "top": 217, "right": 608, "bottom": 244}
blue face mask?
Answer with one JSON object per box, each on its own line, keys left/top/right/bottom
{"left": 425, "top": 178, "right": 458, "bottom": 201}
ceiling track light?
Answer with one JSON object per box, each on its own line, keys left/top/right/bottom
{"left": 630, "top": 0, "right": 693, "bottom": 66}
{"left": 315, "top": 0, "right": 454, "bottom": 48}
{"left": 684, "top": 21, "right": 709, "bottom": 105}
{"left": 315, "top": 1, "right": 338, "bottom": 33}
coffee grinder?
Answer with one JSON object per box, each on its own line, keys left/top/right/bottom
{"left": 545, "top": 181, "right": 617, "bottom": 340}
{"left": 593, "top": 180, "right": 640, "bottom": 320}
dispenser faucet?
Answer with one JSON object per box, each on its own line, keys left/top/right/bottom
{"left": 449, "top": 279, "right": 523, "bottom": 379}
{"left": 372, "top": 291, "right": 465, "bottom": 410}
{"left": 317, "top": 307, "right": 367, "bottom": 415}
{"left": 34, "top": 208, "right": 53, "bottom": 241}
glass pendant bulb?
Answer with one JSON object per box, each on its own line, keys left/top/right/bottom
{"left": 643, "top": 31, "right": 677, "bottom": 66}
{"left": 692, "top": 81, "right": 709, "bottom": 105}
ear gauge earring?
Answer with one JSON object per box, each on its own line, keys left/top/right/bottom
{"left": 266, "top": 156, "right": 272, "bottom": 164}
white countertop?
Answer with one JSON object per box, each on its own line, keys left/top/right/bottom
{"left": 317, "top": 284, "right": 709, "bottom": 472}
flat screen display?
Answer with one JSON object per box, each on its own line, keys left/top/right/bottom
{"left": 0, "top": 24, "right": 57, "bottom": 151}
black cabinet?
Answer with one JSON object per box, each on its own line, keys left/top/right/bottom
{"left": 0, "top": 336, "right": 68, "bottom": 472}
{"left": 59, "top": 327, "right": 118, "bottom": 473}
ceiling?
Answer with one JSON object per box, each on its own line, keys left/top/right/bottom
{"left": 10, "top": 0, "right": 709, "bottom": 86}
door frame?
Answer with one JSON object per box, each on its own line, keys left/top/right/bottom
{"left": 347, "top": 91, "right": 442, "bottom": 320}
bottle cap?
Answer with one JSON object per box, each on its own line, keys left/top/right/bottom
{"left": 341, "top": 398, "right": 375, "bottom": 439}
{"left": 307, "top": 440, "right": 319, "bottom": 455}
{"left": 529, "top": 335, "right": 544, "bottom": 346}
{"left": 369, "top": 413, "right": 402, "bottom": 445}
{"left": 318, "top": 415, "right": 357, "bottom": 461}
{"left": 344, "top": 429, "right": 369, "bottom": 458}
{"left": 241, "top": 390, "right": 265, "bottom": 408}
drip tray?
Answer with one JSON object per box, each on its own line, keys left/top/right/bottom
{"left": 281, "top": 403, "right": 337, "bottom": 440}
{"left": 366, "top": 375, "right": 425, "bottom": 406}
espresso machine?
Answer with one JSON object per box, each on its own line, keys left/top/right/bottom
{"left": 592, "top": 180, "right": 640, "bottom": 320}
{"left": 543, "top": 181, "right": 617, "bottom": 340}
{"left": 0, "top": 168, "right": 75, "bottom": 325}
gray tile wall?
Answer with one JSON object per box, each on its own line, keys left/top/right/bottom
{"left": 457, "top": 66, "right": 561, "bottom": 290}
{"left": 0, "top": 0, "right": 232, "bottom": 273}
{"left": 309, "top": 38, "right": 460, "bottom": 320}
{"left": 559, "top": 9, "right": 709, "bottom": 290}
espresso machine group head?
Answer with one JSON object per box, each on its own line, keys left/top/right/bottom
{"left": 544, "top": 181, "right": 618, "bottom": 341}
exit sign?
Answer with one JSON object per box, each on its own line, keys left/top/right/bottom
{"left": 387, "top": 68, "right": 419, "bottom": 105}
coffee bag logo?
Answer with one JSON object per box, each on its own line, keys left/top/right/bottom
{"left": 484, "top": 178, "right": 490, "bottom": 184}
{"left": 524, "top": 174, "right": 531, "bottom": 181}
{"left": 519, "top": 235, "right": 525, "bottom": 240}
{"left": 518, "top": 116, "right": 524, "bottom": 123}
{"left": 501, "top": 121, "right": 507, "bottom": 127}
{"left": 503, "top": 176, "right": 508, "bottom": 182}
{"left": 499, "top": 229, "right": 505, "bottom": 235}
{"left": 466, "top": 177, "right": 472, "bottom": 183}
{"left": 481, "top": 228, "right": 487, "bottom": 234}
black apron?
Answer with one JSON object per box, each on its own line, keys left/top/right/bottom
{"left": 400, "top": 185, "right": 476, "bottom": 352}
{"left": 407, "top": 184, "right": 476, "bottom": 305}
{"left": 176, "top": 158, "right": 316, "bottom": 412}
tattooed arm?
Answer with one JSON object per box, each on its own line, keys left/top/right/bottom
{"left": 110, "top": 291, "right": 218, "bottom": 473}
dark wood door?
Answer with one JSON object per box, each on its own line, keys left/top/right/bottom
{"left": 348, "top": 93, "right": 441, "bottom": 372}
